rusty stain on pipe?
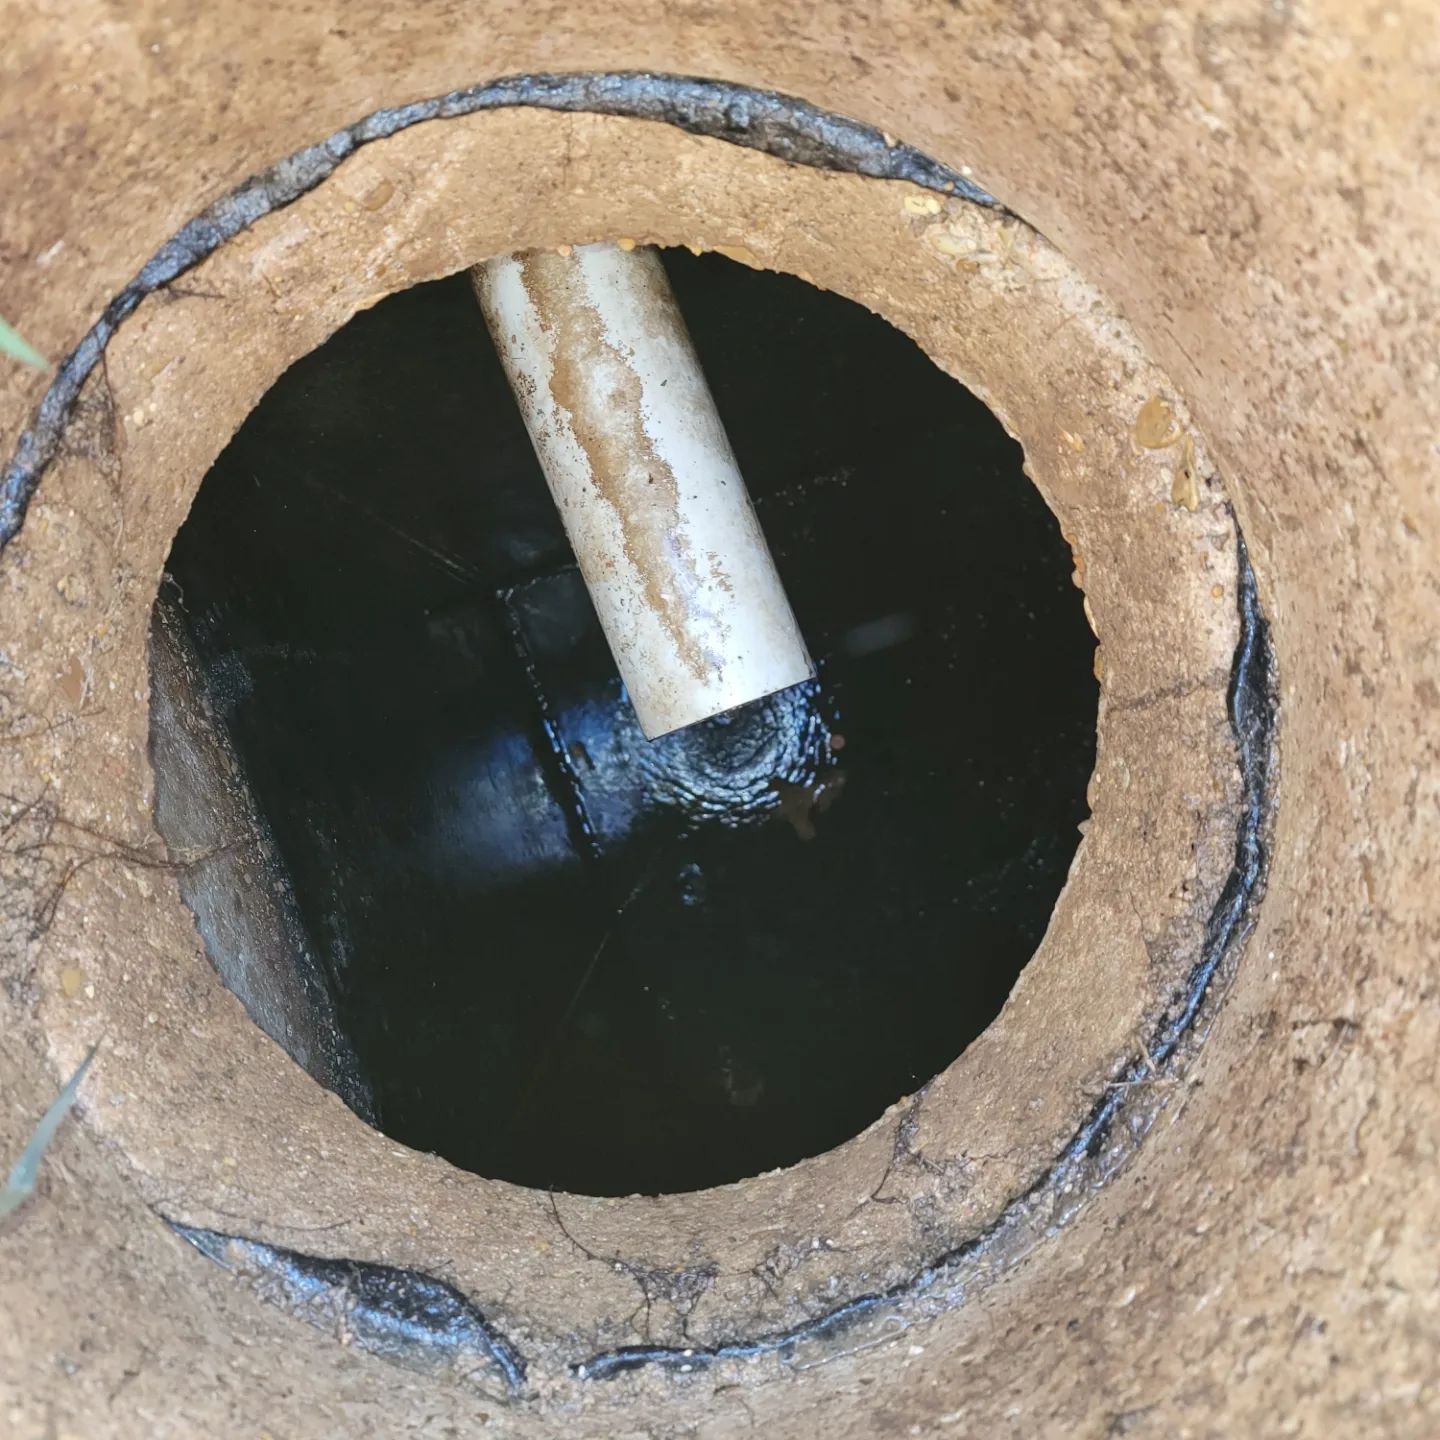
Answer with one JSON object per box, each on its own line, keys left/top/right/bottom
{"left": 472, "top": 243, "right": 814, "bottom": 739}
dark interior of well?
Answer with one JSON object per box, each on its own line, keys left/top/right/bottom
{"left": 151, "top": 250, "right": 1098, "bottom": 1196}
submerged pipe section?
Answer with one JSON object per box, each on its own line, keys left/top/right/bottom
{"left": 472, "top": 243, "right": 813, "bottom": 739}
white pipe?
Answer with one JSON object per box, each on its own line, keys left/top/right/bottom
{"left": 471, "top": 243, "right": 814, "bottom": 740}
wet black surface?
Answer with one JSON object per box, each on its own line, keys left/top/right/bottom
{"left": 171, "top": 1221, "right": 527, "bottom": 1393}
{"left": 160, "top": 251, "right": 1098, "bottom": 1196}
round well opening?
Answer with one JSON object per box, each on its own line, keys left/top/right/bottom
{"left": 150, "top": 250, "right": 1098, "bottom": 1195}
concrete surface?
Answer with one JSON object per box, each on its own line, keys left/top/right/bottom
{"left": 0, "top": 2, "right": 1436, "bottom": 1436}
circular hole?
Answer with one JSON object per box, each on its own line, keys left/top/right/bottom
{"left": 151, "top": 250, "right": 1098, "bottom": 1196}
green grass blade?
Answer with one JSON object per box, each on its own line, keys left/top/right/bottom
{"left": 0, "top": 1043, "right": 100, "bottom": 1217}
{"left": 0, "top": 316, "right": 48, "bottom": 370}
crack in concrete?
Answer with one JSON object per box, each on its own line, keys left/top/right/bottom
{"left": 547, "top": 1193, "right": 720, "bottom": 1345}
{"left": 1105, "top": 664, "right": 1231, "bottom": 716}
{"left": 0, "top": 70, "right": 1000, "bottom": 555}
{"left": 860, "top": 1086, "right": 939, "bottom": 1214}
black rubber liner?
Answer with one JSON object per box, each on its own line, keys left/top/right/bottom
{"left": 158, "top": 254, "right": 1098, "bottom": 1195}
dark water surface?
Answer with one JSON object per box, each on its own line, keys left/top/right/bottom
{"left": 162, "top": 251, "right": 1097, "bottom": 1196}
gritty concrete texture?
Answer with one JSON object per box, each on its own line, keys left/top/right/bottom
{"left": 0, "top": 2, "right": 1435, "bottom": 1437}
{"left": 4, "top": 99, "right": 1251, "bottom": 1412}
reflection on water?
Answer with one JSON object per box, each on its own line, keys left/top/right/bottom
{"left": 162, "top": 253, "right": 1097, "bottom": 1195}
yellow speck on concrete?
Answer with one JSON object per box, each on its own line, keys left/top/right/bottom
{"left": 1134, "top": 394, "right": 1182, "bottom": 450}
{"left": 1171, "top": 435, "right": 1201, "bottom": 510}
{"left": 712, "top": 242, "right": 760, "bottom": 268}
